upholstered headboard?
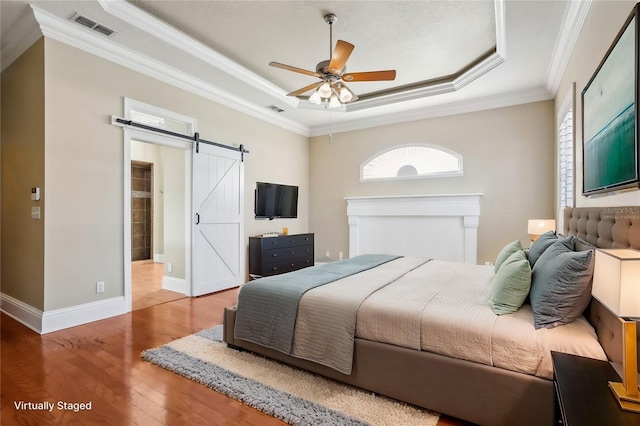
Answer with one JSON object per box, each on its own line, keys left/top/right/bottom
{"left": 563, "top": 206, "right": 640, "bottom": 370}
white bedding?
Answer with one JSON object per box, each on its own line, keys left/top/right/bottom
{"left": 353, "top": 259, "right": 607, "bottom": 379}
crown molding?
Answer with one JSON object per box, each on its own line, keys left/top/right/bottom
{"left": 31, "top": 6, "right": 310, "bottom": 137}
{"left": 97, "top": 0, "right": 298, "bottom": 109}
{"left": 1, "top": 6, "right": 42, "bottom": 72}
{"left": 309, "top": 86, "right": 552, "bottom": 137}
{"left": 546, "top": 0, "right": 592, "bottom": 95}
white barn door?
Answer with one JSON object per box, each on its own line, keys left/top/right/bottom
{"left": 192, "top": 142, "right": 244, "bottom": 296}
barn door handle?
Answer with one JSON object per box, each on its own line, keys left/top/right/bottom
{"left": 195, "top": 213, "right": 200, "bottom": 225}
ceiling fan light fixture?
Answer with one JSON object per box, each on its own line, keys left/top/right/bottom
{"left": 318, "top": 81, "right": 332, "bottom": 98}
{"left": 328, "top": 94, "right": 341, "bottom": 109}
{"left": 309, "top": 90, "right": 322, "bottom": 105}
{"left": 339, "top": 86, "right": 353, "bottom": 103}
{"left": 269, "top": 12, "right": 395, "bottom": 110}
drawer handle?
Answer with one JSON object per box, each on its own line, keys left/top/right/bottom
{"left": 272, "top": 266, "right": 278, "bottom": 271}
{"left": 272, "top": 253, "right": 278, "bottom": 257}
{"left": 291, "top": 251, "right": 295, "bottom": 255}
{"left": 291, "top": 263, "right": 295, "bottom": 266}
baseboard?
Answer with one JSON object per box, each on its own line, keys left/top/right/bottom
{"left": 162, "top": 275, "right": 186, "bottom": 294}
{"left": 0, "top": 293, "right": 43, "bottom": 333}
{"left": 1, "top": 292, "right": 128, "bottom": 334}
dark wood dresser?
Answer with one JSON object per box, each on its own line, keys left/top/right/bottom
{"left": 249, "top": 233, "right": 314, "bottom": 277}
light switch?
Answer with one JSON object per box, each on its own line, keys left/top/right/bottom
{"left": 31, "top": 206, "right": 41, "bottom": 219}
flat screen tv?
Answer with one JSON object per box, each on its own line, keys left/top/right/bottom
{"left": 255, "top": 182, "right": 298, "bottom": 219}
{"left": 582, "top": 3, "right": 640, "bottom": 195}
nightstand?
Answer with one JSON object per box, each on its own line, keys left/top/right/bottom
{"left": 552, "top": 351, "right": 640, "bottom": 425}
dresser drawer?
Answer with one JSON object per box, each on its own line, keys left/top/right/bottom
{"left": 261, "top": 245, "right": 313, "bottom": 263}
{"left": 260, "top": 234, "right": 314, "bottom": 251}
{"left": 262, "top": 256, "right": 314, "bottom": 276}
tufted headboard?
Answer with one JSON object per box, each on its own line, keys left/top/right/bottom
{"left": 563, "top": 206, "right": 640, "bottom": 370}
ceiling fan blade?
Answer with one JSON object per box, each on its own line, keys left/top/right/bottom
{"left": 328, "top": 40, "right": 355, "bottom": 75}
{"left": 269, "top": 62, "right": 321, "bottom": 78}
{"left": 342, "top": 70, "right": 396, "bottom": 82}
{"left": 287, "top": 82, "right": 323, "bottom": 97}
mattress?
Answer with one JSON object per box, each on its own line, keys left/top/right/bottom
{"left": 352, "top": 259, "right": 607, "bottom": 379}
{"left": 238, "top": 257, "right": 607, "bottom": 379}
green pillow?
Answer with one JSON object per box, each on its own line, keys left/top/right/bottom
{"left": 491, "top": 250, "right": 532, "bottom": 315}
{"left": 494, "top": 240, "right": 524, "bottom": 272}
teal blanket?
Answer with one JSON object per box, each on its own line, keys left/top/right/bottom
{"left": 234, "top": 254, "right": 401, "bottom": 354}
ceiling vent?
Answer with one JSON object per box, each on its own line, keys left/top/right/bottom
{"left": 70, "top": 13, "right": 115, "bottom": 37}
{"left": 266, "top": 105, "right": 284, "bottom": 113}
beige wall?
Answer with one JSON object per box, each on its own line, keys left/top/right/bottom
{"left": 1, "top": 39, "right": 46, "bottom": 310}
{"left": 556, "top": 0, "right": 640, "bottom": 207}
{"left": 309, "top": 101, "right": 555, "bottom": 264}
{"left": 16, "top": 37, "right": 309, "bottom": 311}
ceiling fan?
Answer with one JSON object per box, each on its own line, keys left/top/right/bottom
{"left": 269, "top": 13, "right": 396, "bottom": 108}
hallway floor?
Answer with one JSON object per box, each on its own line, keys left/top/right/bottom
{"left": 132, "top": 261, "right": 185, "bottom": 310}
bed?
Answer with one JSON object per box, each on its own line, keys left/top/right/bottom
{"left": 223, "top": 206, "right": 640, "bottom": 426}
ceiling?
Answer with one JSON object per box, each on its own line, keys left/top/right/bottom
{"left": 1, "top": 0, "right": 586, "bottom": 136}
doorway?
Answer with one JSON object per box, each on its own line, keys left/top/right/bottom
{"left": 131, "top": 161, "right": 153, "bottom": 262}
{"left": 130, "top": 140, "right": 187, "bottom": 310}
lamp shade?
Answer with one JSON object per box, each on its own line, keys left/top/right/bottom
{"left": 592, "top": 249, "right": 640, "bottom": 318}
{"left": 527, "top": 219, "right": 556, "bottom": 235}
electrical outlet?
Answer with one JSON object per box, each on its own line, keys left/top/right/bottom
{"left": 339, "top": 252, "right": 344, "bottom": 260}
{"left": 325, "top": 251, "right": 330, "bottom": 258}
{"left": 167, "top": 262, "right": 173, "bottom": 273}
{"left": 96, "top": 281, "right": 105, "bottom": 293}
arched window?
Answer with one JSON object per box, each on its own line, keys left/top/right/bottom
{"left": 360, "top": 145, "right": 463, "bottom": 182}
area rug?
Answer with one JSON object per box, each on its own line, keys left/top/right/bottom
{"left": 141, "top": 325, "right": 440, "bottom": 426}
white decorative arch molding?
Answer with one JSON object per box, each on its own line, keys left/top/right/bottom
{"left": 345, "top": 194, "right": 482, "bottom": 264}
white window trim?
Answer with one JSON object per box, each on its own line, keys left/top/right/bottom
{"left": 556, "top": 82, "right": 576, "bottom": 233}
{"left": 359, "top": 143, "right": 464, "bottom": 183}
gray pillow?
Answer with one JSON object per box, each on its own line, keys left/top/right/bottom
{"left": 527, "top": 231, "right": 558, "bottom": 267}
{"left": 529, "top": 239, "right": 594, "bottom": 329}
{"left": 490, "top": 250, "right": 532, "bottom": 315}
{"left": 494, "top": 240, "right": 524, "bottom": 272}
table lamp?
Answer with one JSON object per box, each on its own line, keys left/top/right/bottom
{"left": 592, "top": 248, "right": 640, "bottom": 412}
{"left": 527, "top": 219, "right": 556, "bottom": 241}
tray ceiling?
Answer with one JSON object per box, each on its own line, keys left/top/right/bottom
{"left": 2, "top": 0, "right": 582, "bottom": 136}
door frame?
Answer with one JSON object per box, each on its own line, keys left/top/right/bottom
{"left": 123, "top": 128, "right": 193, "bottom": 312}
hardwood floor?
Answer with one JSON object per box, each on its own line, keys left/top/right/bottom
{"left": 1, "top": 289, "right": 473, "bottom": 426}
{"left": 132, "top": 261, "right": 185, "bottom": 310}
